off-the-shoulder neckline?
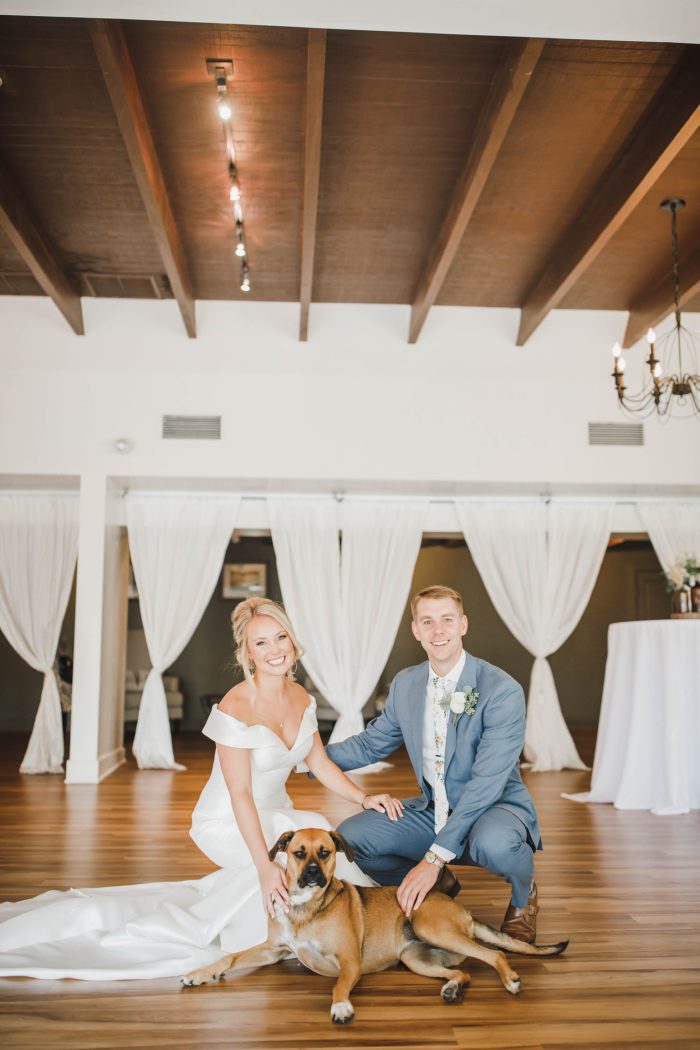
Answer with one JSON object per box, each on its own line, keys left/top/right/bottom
{"left": 210, "top": 695, "right": 316, "bottom": 753}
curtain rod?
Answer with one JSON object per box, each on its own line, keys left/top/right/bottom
{"left": 3, "top": 489, "right": 695, "bottom": 507}
{"left": 117, "top": 490, "right": 700, "bottom": 506}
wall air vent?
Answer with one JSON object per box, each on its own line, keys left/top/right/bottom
{"left": 162, "top": 415, "right": 221, "bottom": 440}
{"left": 588, "top": 422, "right": 644, "bottom": 447}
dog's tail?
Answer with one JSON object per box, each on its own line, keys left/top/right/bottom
{"left": 472, "top": 920, "right": 568, "bottom": 957}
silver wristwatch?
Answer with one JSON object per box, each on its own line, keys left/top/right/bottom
{"left": 423, "top": 850, "right": 445, "bottom": 868}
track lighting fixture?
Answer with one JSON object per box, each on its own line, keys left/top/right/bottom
{"left": 207, "top": 58, "right": 251, "bottom": 294}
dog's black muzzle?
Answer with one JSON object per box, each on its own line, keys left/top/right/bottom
{"left": 298, "top": 861, "right": 327, "bottom": 888}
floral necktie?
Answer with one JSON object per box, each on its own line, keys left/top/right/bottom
{"left": 432, "top": 675, "right": 451, "bottom": 832}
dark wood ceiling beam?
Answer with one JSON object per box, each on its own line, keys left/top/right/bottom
{"left": 89, "top": 19, "right": 196, "bottom": 337}
{"left": 623, "top": 242, "right": 700, "bottom": 348}
{"left": 299, "top": 29, "right": 327, "bottom": 342}
{"left": 0, "top": 159, "right": 84, "bottom": 334}
{"left": 408, "top": 38, "right": 544, "bottom": 345}
{"left": 517, "top": 48, "right": 700, "bottom": 347}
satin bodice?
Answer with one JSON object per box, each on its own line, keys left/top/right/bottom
{"left": 192, "top": 697, "right": 318, "bottom": 819}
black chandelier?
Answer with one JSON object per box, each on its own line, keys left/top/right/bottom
{"left": 611, "top": 198, "right": 699, "bottom": 420}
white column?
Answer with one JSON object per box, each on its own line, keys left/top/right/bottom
{"left": 66, "top": 474, "right": 127, "bottom": 783}
{"left": 98, "top": 481, "right": 128, "bottom": 776}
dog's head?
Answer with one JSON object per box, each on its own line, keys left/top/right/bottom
{"left": 268, "top": 828, "right": 355, "bottom": 899}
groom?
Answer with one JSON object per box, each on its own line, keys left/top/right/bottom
{"left": 325, "top": 584, "right": 542, "bottom": 943}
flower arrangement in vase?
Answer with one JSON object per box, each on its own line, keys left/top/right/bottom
{"left": 665, "top": 555, "right": 700, "bottom": 617}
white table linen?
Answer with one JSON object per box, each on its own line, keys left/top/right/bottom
{"left": 565, "top": 620, "right": 700, "bottom": 815}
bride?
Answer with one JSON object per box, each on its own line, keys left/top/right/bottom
{"left": 0, "top": 597, "right": 402, "bottom": 980}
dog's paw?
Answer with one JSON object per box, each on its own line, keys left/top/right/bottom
{"left": 441, "top": 978, "right": 467, "bottom": 1003}
{"left": 180, "top": 968, "right": 222, "bottom": 987}
{"left": 504, "top": 972, "right": 521, "bottom": 995}
{"left": 330, "top": 1000, "right": 355, "bottom": 1024}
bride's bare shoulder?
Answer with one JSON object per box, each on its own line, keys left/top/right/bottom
{"left": 218, "top": 682, "right": 253, "bottom": 720}
{"left": 289, "top": 681, "right": 313, "bottom": 708}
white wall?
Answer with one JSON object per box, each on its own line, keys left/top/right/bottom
{"left": 1, "top": 299, "right": 698, "bottom": 492}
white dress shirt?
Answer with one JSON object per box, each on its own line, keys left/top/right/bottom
{"left": 422, "top": 649, "right": 466, "bottom": 864}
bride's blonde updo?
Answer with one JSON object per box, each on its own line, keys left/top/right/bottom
{"left": 231, "top": 597, "right": 304, "bottom": 694}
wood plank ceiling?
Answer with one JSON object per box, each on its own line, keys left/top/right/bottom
{"left": 0, "top": 16, "right": 698, "bottom": 342}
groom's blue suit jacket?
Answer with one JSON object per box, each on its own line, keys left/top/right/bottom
{"left": 326, "top": 652, "right": 542, "bottom": 859}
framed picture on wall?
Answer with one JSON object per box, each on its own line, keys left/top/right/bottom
{"left": 222, "top": 563, "right": 267, "bottom": 600}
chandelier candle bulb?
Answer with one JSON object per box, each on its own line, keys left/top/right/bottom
{"left": 647, "top": 328, "right": 656, "bottom": 344}
{"left": 646, "top": 345, "right": 658, "bottom": 376}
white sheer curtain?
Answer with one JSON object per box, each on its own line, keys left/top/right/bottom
{"left": 126, "top": 494, "right": 241, "bottom": 770}
{"left": 0, "top": 494, "right": 79, "bottom": 774}
{"left": 455, "top": 500, "right": 613, "bottom": 772}
{"left": 269, "top": 498, "right": 344, "bottom": 725}
{"left": 269, "top": 498, "right": 426, "bottom": 748}
{"left": 636, "top": 503, "right": 700, "bottom": 574}
{"left": 339, "top": 499, "right": 427, "bottom": 741}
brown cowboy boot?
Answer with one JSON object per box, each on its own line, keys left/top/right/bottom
{"left": 501, "top": 882, "right": 538, "bottom": 944}
{"left": 435, "top": 865, "right": 461, "bottom": 899}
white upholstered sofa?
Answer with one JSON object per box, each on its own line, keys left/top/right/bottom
{"left": 124, "top": 630, "right": 184, "bottom": 730}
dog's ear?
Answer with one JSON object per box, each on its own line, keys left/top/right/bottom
{"left": 329, "top": 831, "right": 355, "bottom": 863}
{"left": 268, "top": 831, "right": 295, "bottom": 860}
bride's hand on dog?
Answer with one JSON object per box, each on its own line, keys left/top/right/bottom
{"left": 362, "top": 794, "right": 405, "bottom": 821}
{"left": 260, "top": 862, "right": 290, "bottom": 917}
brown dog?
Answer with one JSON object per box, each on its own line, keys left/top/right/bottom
{"left": 182, "top": 828, "right": 568, "bottom": 1023}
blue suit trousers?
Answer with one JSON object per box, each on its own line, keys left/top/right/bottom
{"left": 337, "top": 801, "right": 534, "bottom": 907}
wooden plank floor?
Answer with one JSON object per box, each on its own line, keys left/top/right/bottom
{"left": 1, "top": 730, "right": 699, "bottom": 1050}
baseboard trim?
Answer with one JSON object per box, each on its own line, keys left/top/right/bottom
{"left": 98, "top": 746, "right": 126, "bottom": 781}
{"left": 65, "top": 747, "right": 126, "bottom": 784}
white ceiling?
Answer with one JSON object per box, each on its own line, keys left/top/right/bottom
{"left": 2, "top": 0, "right": 699, "bottom": 44}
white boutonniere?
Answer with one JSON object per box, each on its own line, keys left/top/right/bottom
{"left": 448, "top": 688, "right": 479, "bottom": 726}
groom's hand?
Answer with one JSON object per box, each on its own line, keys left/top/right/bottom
{"left": 396, "top": 860, "right": 440, "bottom": 916}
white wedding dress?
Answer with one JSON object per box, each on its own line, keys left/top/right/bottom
{"left": 0, "top": 697, "right": 374, "bottom": 980}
